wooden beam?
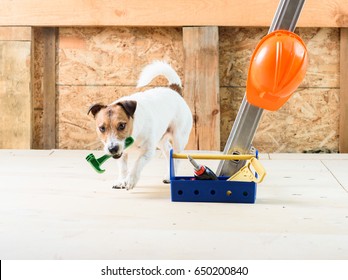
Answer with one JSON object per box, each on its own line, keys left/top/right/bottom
{"left": 183, "top": 26, "right": 220, "bottom": 151}
{"left": 340, "top": 28, "right": 348, "bottom": 153}
{"left": 0, "top": 0, "right": 348, "bottom": 27}
{"left": 41, "top": 28, "right": 57, "bottom": 149}
{"left": 0, "top": 28, "right": 32, "bottom": 149}
{"left": 0, "top": 27, "right": 31, "bottom": 41}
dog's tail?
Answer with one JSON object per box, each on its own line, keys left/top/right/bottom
{"left": 136, "top": 61, "right": 182, "bottom": 94}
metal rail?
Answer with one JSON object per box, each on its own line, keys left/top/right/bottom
{"left": 216, "top": 0, "right": 306, "bottom": 176}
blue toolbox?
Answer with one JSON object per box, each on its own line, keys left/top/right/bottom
{"left": 169, "top": 150, "right": 266, "bottom": 203}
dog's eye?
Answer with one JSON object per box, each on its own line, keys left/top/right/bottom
{"left": 99, "top": 126, "right": 106, "bottom": 133}
{"left": 117, "top": 123, "right": 126, "bottom": 131}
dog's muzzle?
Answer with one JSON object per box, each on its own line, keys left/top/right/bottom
{"left": 108, "top": 144, "right": 122, "bottom": 159}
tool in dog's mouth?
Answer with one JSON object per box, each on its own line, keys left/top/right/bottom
{"left": 124, "top": 136, "right": 134, "bottom": 149}
{"left": 86, "top": 136, "right": 134, "bottom": 173}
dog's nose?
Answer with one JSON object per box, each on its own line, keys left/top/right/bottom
{"left": 108, "top": 145, "right": 119, "bottom": 154}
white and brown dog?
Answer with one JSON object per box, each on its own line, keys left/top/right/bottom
{"left": 88, "top": 61, "right": 193, "bottom": 190}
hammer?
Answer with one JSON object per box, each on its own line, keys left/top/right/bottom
{"left": 86, "top": 137, "right": 134, "bottom": 173}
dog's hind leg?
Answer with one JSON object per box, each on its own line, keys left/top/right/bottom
{"left": 158, "top": 136, "right": 172, "bottom": 184}
{"left": 170, "top": 127, "right": 191, "bottom": 180}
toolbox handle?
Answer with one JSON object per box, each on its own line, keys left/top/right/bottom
{"left": 172, "top": 153, "right": 255, "bottom": 161}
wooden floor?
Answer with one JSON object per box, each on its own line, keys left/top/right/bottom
{"left": 0, "top": 149, "right": 348, "bottom": 260}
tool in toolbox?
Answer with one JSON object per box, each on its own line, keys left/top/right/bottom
{"left": 216, "top": 0, "right": 308, "bottom": 177}
{"left": 187, "top": 155, "right": 218, "bottom": 180}
{"left": 227, "top": 157, "right": 266, "bottom": 184}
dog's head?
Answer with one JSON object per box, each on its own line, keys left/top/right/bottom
{"left": 88, "top": 100, "right": 137, "bottom": 158}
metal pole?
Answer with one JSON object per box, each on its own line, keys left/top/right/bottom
{"left": 216, "top": 0, "right": 306, "bottom": 176}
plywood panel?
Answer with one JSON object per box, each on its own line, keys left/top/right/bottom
{"left": 219, "top": 27, "right": 267, "bottom": 87}
{"left": 183, "top": 27, "right": 220, "bottom": 150}
{"left": 220, "top": 87, "right": 245, "bottom": 149}
{"left": 299, "top": 28, "right": 340, "bottom": 88}
{"left": 1, "top": 0, "right": 348, "bottom": 27}
{"left": 254, "top": 88, "right": 340, "bottom": 153}
{"left": 0, "top": 41, "right": 31, "bottom": 148}
{"left": 219, "top": 27, "right": 340, "bottom": 88}
{"left": 221, "top": 88, "right": 340, "bottom": 153}
{"left": 58, "top": 27, "right": 183, "bottom": 86}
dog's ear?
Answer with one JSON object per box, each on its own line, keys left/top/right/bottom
{"left": 87, "top": 103, "right": 107, "bottom": 118}
{"left": 116, "top": 100, "right": 137, "bottom": 118}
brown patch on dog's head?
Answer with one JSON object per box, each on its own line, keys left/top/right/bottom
{"left": 88, "top": 103, "right": 107, "bottom": 118}
{"left": 95, "top": 102, "right": 136, "bottom": 141}
{"left": 116, "top": 100, "right": 137, "bottom": 118}
{"left": 88, "top": 100, "right": 137, "bottom": 156}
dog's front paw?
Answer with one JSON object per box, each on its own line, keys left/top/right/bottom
{"left": 112, "top": 179, "right": 127, "bottom": 189}
{"left": 112, "top": 177, "right": 136, "bottom": 190}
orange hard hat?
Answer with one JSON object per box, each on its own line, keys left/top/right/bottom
{"left": 246, "top": 30, "right": 308, "bottom": 111}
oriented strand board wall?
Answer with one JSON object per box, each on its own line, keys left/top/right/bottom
{"left": 33, "top": 26, "right": 339, "bottom": 153}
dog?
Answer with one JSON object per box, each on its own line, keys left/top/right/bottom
{"left": 88, "top": 61, "right": 193, "bottom": 190}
